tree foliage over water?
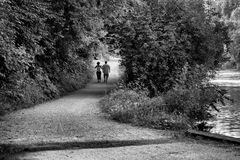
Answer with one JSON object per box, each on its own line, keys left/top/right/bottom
{"left": 106, "top": 0, "right": 229, "bottom": 95}
{"left": 101, "top": 0, "right": 230, "bottom": 130}
{"left": 212, "top": 0, "right": 240, "bottom": 69}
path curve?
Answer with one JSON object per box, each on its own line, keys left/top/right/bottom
{"left": 1, "top": 58, "right": 240, "bottom": 160}
{"left": 0, "top": 57, "right": 170, "bottom": 144}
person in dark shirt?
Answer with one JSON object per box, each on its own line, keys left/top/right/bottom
{"left": 95, "top": 62, "right": 102, "bottom": 83}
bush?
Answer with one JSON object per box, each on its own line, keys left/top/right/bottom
{"left": 166, "top": 86, "right": 226, "bottom": 121}
{"left": 100, "top": 89, "right": 149, "bottom": 123}
{"left": 100, "top": 82, "right": 227, "bottom": 131}
{"left": 55, "top": 59, "right": 93, "bottom": 93}
{"left": 134, "top": 97, "right": 189, "bottom": 130}
{"left": 100, "top": 88, "right": 189, "bottom": 130}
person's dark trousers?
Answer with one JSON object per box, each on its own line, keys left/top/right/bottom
{"left": 104, "top": 73, "right": 109, "bottom": 83}
{"left": 96, "top": 71, "right": 101, "bottom": 82}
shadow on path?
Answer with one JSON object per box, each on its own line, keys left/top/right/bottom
{"left": 1, "top": 138, "right": 172, "bottom": 157}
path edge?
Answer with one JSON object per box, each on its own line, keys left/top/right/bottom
{"left": 186, "top": 129, "right": 240, "bottom": 145}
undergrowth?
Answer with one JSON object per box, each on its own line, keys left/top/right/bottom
{"left": 0, "top": 61, "right": 93, "bottom": 116}
{"left": 100, "top": 84, "right": 225, "bottom": 131}
{"left": 100, "top": 88, "right": 190, "bottom": 130}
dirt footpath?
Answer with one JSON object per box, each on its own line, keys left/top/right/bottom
{"left": 1, "top": 58, "right": 240, "bottom": 160}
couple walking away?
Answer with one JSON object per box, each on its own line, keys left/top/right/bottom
{"left": 95, "top": 61, "right": 110, "bottom": 83}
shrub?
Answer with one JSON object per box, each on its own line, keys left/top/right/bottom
{"left": 100, "top": 88, "right": 189, "bottom": 130}
{"left": 100, "top": 89, "right": 149, "bottom": 123}
{"left": 100, "top": 81, "right": 227, "bottom": 131}
{"left": 134, "top": 97, "right": 189, "bottom": 130}
{"left": 162, "top": 85, "right": 227, "bottom": 130}
{"left": 56, "top": 59, "right": 93, "bottom": 93}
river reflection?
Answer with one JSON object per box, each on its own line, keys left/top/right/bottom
{"left": 210, "top": 70, "right": 240, "bottom": 138}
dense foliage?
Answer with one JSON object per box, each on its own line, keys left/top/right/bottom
{"left": 100, "top": 0, "right": 230, "bottom": 130}
{"left": 1, "top": 0, "right": 231, "bottom": 131}
{"left": 212, "top": 0, "right": 240, "bottom": 69}
{"left": 0, "top": 0, "right": 105, "bottom": 114}
{"left": 101, "top": 85, "right": 226, "bottom": 130}
{"left": 106, "top": 0, "right": 229, "bottom": 95}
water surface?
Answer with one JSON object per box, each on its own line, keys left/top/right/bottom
{"left": 210, "top": 70, "right": 240, "bottom": 138}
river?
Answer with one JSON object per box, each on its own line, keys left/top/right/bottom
{"left": 210, "top": 69, "right": 240, "bottom": 138}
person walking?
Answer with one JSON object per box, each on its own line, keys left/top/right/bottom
{"left": 95, "top": 62, "right": 102, "bottom": 83}
{"left": 102, "top": 61, "right": 110, "bottom": 83}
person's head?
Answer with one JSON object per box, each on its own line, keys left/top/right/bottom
{"left": 97, "top": 62, "right": 100, "bottom": 65}
{"left": 105, "top": 61, "right": 107, "bottom": 64}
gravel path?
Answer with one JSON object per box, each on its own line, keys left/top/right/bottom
{"left": 1, "top": 58, "right": 240, "bottom": 160}
{"left": 0, "top": 58, "right": 170, "bottom": 144}
{"left": 10, "top": 142, "right": 240, "bottom": 160}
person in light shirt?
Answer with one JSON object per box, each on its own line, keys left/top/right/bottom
{"left": 101, "top": 61, "right": 110, "bottom": 83}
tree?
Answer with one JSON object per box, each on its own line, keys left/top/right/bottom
{"left": 231, "top": 7, "right": 240, "bottom": 21}
{"left": 0, "top": 0, "right": 104, "bottom": 114}
{"left": 97, "top": 0, "right": 230, "bottom": 129}
{"left": 222, "top": 0, "right": 240, "bottom": 18}
{"left": 104, "top": 0, "right": 229, "bottom": 96}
